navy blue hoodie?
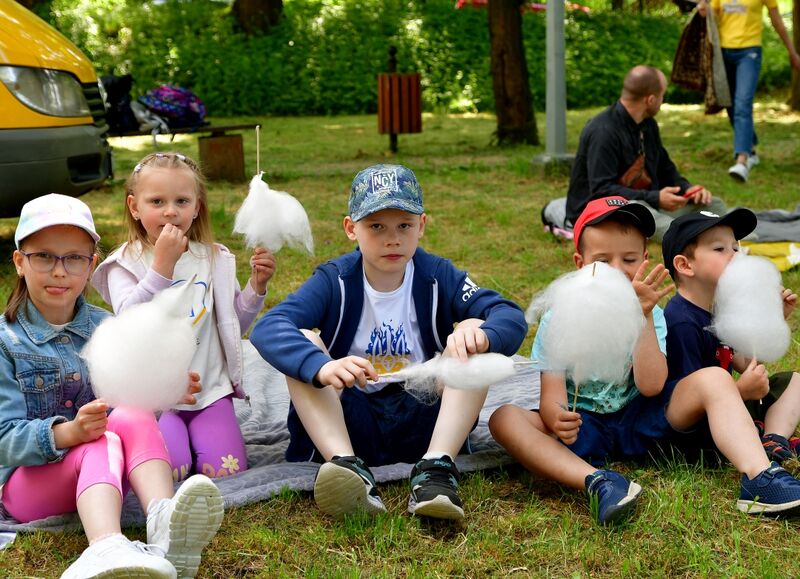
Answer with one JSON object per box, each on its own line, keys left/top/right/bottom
{"left": 250, "top": 248, "right": 527, "bottom": 386}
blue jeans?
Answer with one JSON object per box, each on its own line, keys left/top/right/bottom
{"left": 722, "top": 46, "right": 762, "bottom": 158}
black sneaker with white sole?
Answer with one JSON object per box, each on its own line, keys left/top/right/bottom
{"left": 407, "top": 455, "right": 464, "bottom": 520}
{"left": 314, "top": 455, "right": 386, "bottom": 518}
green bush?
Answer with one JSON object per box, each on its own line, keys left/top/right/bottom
{"left": 44, "top": 0, "right": 794, "bottom": 116}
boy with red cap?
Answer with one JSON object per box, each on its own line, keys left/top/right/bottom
{"left": 492, "top": 199, "right": 800, "bottom": 525}
{"left": 491, "top": 196, "right": 674, "bottom": 525}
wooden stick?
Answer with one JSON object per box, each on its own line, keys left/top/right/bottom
{"left": 592, "top": 262, "right": 597, "bottom": 276}
{"left": 572, "top": 384, "right": 580, "bottom": 413}
{"left": 256, "top": 124, "right": 261, "bottom": 174}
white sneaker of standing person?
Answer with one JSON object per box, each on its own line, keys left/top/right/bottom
{"left": 728, "top": 161, "right": 749, "bottom": 182}
{"left": 60, "top": 533, "right": 177, "bottom": 578}
{"left": 147, "top": 474, "right": 224, "bottom": 578}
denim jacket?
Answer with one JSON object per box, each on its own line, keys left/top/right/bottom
{"left": 0, "top": 297, "right": 109, "bottom": 485}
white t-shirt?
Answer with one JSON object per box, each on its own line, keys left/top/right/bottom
{"left": 143, "top": 243, "right": 233, "bottom": 410}
{"left": 348, "top": 260, "right": 425, "bottom": 393}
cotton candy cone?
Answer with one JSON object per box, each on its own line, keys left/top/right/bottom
{"left": 528, "top": 261, "right": 645, "bottom": 386}
{"left": 711, "top": 254, "right": 790, "bottom": 362}
{"left": 233, "top": 172, "right": 314, "bottom": 254}
{"left": 81, "top": 280, "right": 197, "bottom": 410}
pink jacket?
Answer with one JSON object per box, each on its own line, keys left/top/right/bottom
{"left": 92, "top": 242, "right": 265, "bottom": 399}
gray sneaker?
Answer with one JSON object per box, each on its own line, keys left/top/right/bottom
{"left": 728, "top": 162, "right": 749, "bottom": 182}
{"left": 314, "top": 456, "right": 387, "bottom": 518}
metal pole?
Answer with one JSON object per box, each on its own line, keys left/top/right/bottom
{"left": 388, "top": 46, "right": 398, "bottom": 153}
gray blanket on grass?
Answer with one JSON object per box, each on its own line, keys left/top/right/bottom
{"left": 751, "top": 204, "right": 800, "bottom": 243}
{"left": 0, "top": 343, "right": 541, "bottom": 532}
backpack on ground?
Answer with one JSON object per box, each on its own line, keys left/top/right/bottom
{"left": 100, "top": 74, "right": 139, "bottom": 135}
{"left": 139, "top": 85, "right": 207, "bottom": 129}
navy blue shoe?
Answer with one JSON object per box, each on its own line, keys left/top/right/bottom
{"left": 761, "top": 433, "right": 795, "bottom": 465}
{"left": 585, "top": 470, "right": 642, "bottom": 525}
{"left": 738, "top": 462, "right": 800, "bottom": 516}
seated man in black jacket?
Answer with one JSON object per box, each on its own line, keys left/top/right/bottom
{"left": 543, "top": 65, "right": 726, "bottom": 241}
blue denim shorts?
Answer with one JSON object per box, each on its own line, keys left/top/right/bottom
{"left": 557, "top": 380, "right": 681, "bottom": 467}
{"left": 286, "top": 382, "right": 471, "bottom": 466}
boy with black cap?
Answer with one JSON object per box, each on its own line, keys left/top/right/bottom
{"left": 662, "top": 210, "right": 800, "bottom": 465}
{"left": 250, "top": 164, "right": 527, "bottom": 521}
{"left": 491, "top": 196, "right": 675, "bottom": 525}
{"left": 658, "top": 210, "right": 800, "bottom": 515}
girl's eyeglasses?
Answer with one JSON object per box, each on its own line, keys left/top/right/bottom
{"left": 19, "top": 251, "right": 94, "bottom": 275}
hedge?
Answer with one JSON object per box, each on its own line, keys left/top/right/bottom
{"left": 44, "top": 0, "right": 795, "bottom": 116}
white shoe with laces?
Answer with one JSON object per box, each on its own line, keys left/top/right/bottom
{"left": 746, "top": 153, "right": 760, "bottom": 170}
{"left": 147, "top": 474, "right": 224, "bottom": 578}
{"left": 60, "top": 534, "right": 176, "bottom": 578}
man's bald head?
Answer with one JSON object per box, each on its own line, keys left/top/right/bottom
{"left": 621, "top": 65, "right": 666, "bottom": 101}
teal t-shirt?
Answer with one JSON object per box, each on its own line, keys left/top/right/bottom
{"left": 531, "top": 305, "right": 667, "bottom": 414}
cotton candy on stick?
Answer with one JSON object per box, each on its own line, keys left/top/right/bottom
{"left": 233, "top": 172, "right": 314, "bottom": 254}
{"left": 81, "top": 280, "right": 198, "bottom": 411}
{"left": 710, "top": 254, "right": 790, "bottom": 362}
{"left": 527, "top": 261, "right": 645, "bottom": 404}
{"left": 380, "top": 353, "right": 523, "bottom": 404}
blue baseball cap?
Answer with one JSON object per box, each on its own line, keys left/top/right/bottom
{"left": 348, "top": 164, "right": 424, "bottom": 221}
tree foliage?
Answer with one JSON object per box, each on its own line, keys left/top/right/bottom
{"left": 36, "top": 0, "right": 796, "bottom": 116}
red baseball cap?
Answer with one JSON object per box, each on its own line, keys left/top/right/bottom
{"left": 573, "top": 196, "right": 656, "bottom": 251}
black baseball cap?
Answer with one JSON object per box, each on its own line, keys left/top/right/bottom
{"left": 661, "top": 208, "right": 757, "bottom": 277}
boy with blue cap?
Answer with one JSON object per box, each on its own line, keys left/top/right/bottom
{"left": 250, "top": 164, "right": 527, "bottom": 520}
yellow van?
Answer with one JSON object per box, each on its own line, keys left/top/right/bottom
{"left": 0, "top": 0, "right": 111, "bottom": 216}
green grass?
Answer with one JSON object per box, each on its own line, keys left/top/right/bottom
{"left": 2, "top": 99, "right": 800, "bottom": 576}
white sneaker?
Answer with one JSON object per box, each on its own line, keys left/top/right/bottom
{"left": 61, "top": 534, "right": 176, "bottom": 578}
{"left": 728, "top": 162, "right": 749, "bottom": 182}
{"left": 147, "top": 475, "right": 224, "bottom": 579}
{"left": 746, "top": 154, "right": 760, "bottom": 170}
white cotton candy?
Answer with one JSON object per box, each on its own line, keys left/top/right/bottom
{"left": 387, "top": 353, "right": 517, "bottom": 404}
{"left": 528, "top": 261, "right": 645, "bottom": 386}
{"left": 81, "top": 281, "right": 197, "bottom": 411}
{"left": 233, "top": 173, "right": 314, "bottom": 254}
{"left": 710, "top": 254, "right": 790, "bottom": 362}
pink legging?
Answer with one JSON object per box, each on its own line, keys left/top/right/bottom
{"left": 2, "top": 406, "right": 170, "bottom": 523}
{"left": 158, "top": 394, "right": 247, "bottom": 482}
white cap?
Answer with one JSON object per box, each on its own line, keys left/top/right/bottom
{"left": 15, "top": 194, "right": 100, "bottom": 248}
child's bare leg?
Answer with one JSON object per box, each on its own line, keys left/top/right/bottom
{"left": 667, "top": 367, "right": 770, "bottom": 478}
{"left": 489, "top": 404, "right": 594, "bottom": 489}
{"left": 128, "top": 459, "right": 174, "bottom": 509}
{"left": 287, "top": 329, "right": 354, "bottom": 460}
{"left": 763, "top": 372, "right": 800, "bottom": 439}
{"left": 76, "top": 484, "right": 123, "bottom": 543}
{"left": 427, "top": 385, "right": 488, "bottom": 458}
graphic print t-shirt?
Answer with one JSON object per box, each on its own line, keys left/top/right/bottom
{"left": 349, "top": 260, "right": 424, "bottom": 393}
{"left": 142, "top": 242, "right": 233, "bottom": 410}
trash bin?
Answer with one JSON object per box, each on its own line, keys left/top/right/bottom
{"left": 377, "top": 73, "right": 422, "bottom": 137}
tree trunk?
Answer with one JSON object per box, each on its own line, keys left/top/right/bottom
{"left": 792, "top": 0, "right": 800, "bottom": 110}
{"left": 488, "top": 0, "right": 539, "bottom": 145}
{"left": 611, "top": 0, "right": 625, "bottom": 10}
{"left": 232, "top": 0, "right": 283, "bottom": 35}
